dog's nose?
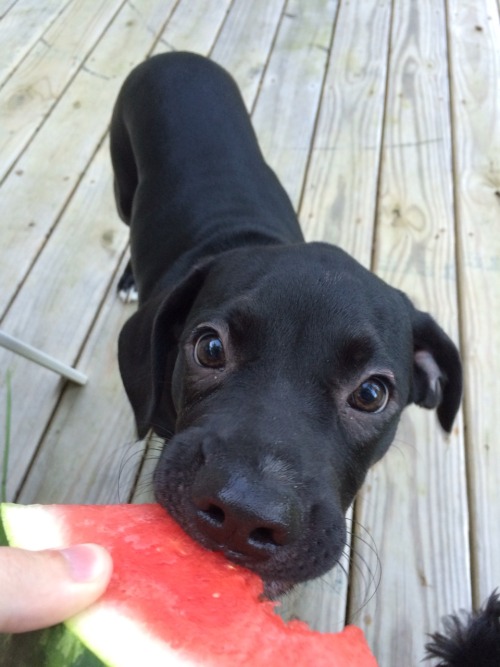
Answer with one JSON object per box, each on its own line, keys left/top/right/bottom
{"left": 191, "top": 471, "right": 302, "bottom": 558}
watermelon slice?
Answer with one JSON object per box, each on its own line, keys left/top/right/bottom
{"left": 0, "top": 503, "right": 377, "bottom": 666}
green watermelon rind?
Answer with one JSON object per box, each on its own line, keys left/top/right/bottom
{"left": 0, "top": 624, "right": 103, "bottom": 667}
{"left": 0, "top": 507, "right": 9, "bottom": 545}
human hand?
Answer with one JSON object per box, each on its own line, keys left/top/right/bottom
{"left": 0, "top": 544, "right": 112, "bottom": 632}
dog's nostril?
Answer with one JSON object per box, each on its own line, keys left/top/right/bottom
{"left": 199, "top": 503, "right": 225, "bottom": 527}
{"left": 249, "top": 526, "right": 282, "bottom": 548}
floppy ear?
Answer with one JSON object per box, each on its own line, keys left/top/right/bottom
{"left": 410, "top": 310, "right": 462, "bottom": 433}
{"left": 118, "top": 261, "right": 213, "bottom": 439}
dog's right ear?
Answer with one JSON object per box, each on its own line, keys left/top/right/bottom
{"left": 410, "top": 309, "right": 462, "bottom": 433}
{"left": 118, "top": 261, "right": 213, "bottom": 439}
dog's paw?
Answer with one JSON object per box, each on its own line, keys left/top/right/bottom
{"left": 118, "top": 284, "right": 139, "bottom": 303}
{"left": 117, "top": 261, "right": 139, "bottom": 303}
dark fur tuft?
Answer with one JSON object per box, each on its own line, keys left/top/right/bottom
{"left": 425, "top": 590, "right": 500, "bottom": 666}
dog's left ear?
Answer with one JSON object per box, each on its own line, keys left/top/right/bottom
{"left": 410, "top": 310, "right": 462, "bottom": 432}
{"left": 118, "top": 259, "right": 213, "bottom": 439}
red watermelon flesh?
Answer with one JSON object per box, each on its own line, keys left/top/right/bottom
{"left": 1, "top": 503, "right": 377, "bottom": 666}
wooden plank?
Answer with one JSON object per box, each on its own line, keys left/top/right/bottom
{"left": 279, "top": 509, "right": 352, "bottom": 632}
{"left": 447, "top": 0, "right": 500, "bottom": 604}
{"left": 350, "top": 1, "right": 471, "bottom": 664}
{"left": 0, "top": 0, "right": 18, "bottom": 20}
{"left": 281, "top": 0, "right": 392, "bottom": 633}
{"left": 0, "top": 0, "right": 123, "bottom": 182}
{"left": 1, "top": 137, "right": 128, "bottom": 500}
{"left": 17, "top": 254, "right": 140, "bottom": 505}
{"left": 0, "top": 0, "right": 177, "bottom": 320}
{"left": 300, "top": 0, "right": 391, "bottom": 257}
{"left": 211, "top": 0, "right": 286, "bottom": 108}
{"left": 131, "top": 434, "right": 161, "bottom": 504}
{"left": 152, "top": 0, "right": 232, "bottom": 57}
{"left": 0, "top": 0, "right": 72, "bottom": 86}
{"left": 0, "top": 0, "right": 180, "bottom": 498}
{"left": 251, "top": 0, "right": 339, "bottom": 208}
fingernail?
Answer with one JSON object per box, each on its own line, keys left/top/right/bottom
{"left": 60, "top": 544, "right": 108, "bottom": 583}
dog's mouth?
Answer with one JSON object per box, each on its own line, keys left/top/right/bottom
{"left": 156, "top": 488, "right": 345, "bottom": 597}
{"left": 220, "top": 546, "right": 267, "bottom": 564}
{"left": 216, "top": 546, "right": 294, "bottom": 598}
{"left": 197, "top": 537, "right": 297, "bottom": 599}
{"left": 153, "top": 438, "right": 347, "bottom": 594}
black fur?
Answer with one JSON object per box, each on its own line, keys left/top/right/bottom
{"left": 426, "top": 590, "right": 500, "bottom": 666}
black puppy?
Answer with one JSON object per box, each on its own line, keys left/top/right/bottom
{"left": 111, "top": 52, "right": 462, "bottom": 597}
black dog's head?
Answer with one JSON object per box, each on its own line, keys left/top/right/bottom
{"left": 119, "top": 242, "right": 461, "bottom": 596}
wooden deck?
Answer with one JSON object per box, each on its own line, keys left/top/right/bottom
{"left": 1, "top": 0, "right": 499, "bottom": 664}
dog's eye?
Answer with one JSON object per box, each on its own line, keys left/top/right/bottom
{"left": 194, "top": 333, "right": 225, "bottom": 369}
{"left": 348, "top": 377, "right": 390, "bottom": 413}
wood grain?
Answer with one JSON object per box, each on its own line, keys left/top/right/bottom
{"left": 0, "top": 0, "right": 122, "bottom": 182}
{"left": 447, "top": 0, "right": 500, "bottom": 605}
{"left": 0, "top": 0, "right": 177, "bottom": 319}
{"left": 0, "top": 0, "right": 70, "bottom": 85}
{"left": 351, "top": 1, "right": 471, "bottom": 664}
{"left": 211, "top": 0, "right": 286, "bottom": 109}
{"left": 17, "top": 253, "right": 140, "bottom": 503}
{"left": 251, "top": 0, "right": 339, "bottom": 208}
{"left": 2, "top": 137, "right": 127, "bottom": 499}
{"left": 300, "top": 0, "right": 392, "bottom": 260}
{"left": 152, "top": 0, "right": 231, "bottom": 57}
{"left": 0, "top": 0, "right": 179, "bottom": 496}
{"left": 18, "top": 253, "right": 139, "bottom": 505}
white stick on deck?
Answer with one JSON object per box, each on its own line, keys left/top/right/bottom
{"left": 0, "top": 331, "right": 87, "bottom": 385}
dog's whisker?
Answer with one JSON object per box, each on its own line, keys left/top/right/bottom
{"left": 116, "top": 440, "right": 150, "bottom": 502}
{"left": 346, "top": 558, "right": 381, "bottom": 620}
{"left": 339, "top": 517, "right": 382, "bottom": 619}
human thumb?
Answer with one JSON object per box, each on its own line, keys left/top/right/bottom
{"left": 0, "top": 544, "right": 113, "bottom": 633}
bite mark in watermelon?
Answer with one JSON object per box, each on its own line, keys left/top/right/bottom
{"left": 0, "top": 503, "right": 377, "bottom": 666}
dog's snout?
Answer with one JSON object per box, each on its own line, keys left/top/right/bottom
{"left": 191, "top": 470, "right": 302, "bottom": 558}
{"left": 155, "top": 433, "right": 348, "bottom": 585}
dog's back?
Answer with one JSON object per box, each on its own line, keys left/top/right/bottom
{"left": 110, "top": 52, "right": 302, "bottom": 302}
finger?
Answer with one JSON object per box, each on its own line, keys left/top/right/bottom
{"left": 0, "top": 544, "right": 113, "bottom": 633}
